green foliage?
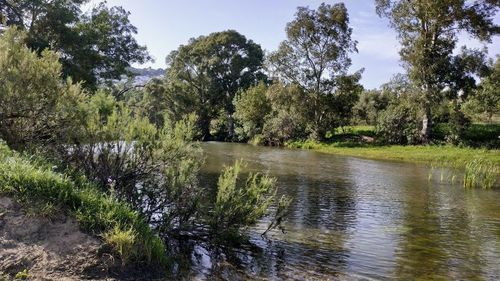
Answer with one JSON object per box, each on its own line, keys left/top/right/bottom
{"left": 463, "top": 56, "right": 500, "bottom": 122}
{"left": 104, "top": 225, "right": 137, "bottom": 266}
{"left": 62, "top": 91, "right": 203, "bottom": 230}
{"left": 128, "top": 79, "right": 199, "bottom": 129}
{"left": 0, "top": 142, "right": 167, "bottom": 266}
{"left": 211, "top": 160, "right": 277, "bottom": 238}
{"left": 463, "top": 158, "right": 498, "bottom": 189}
{"left": 269, "top": 3, "right": 362, "bottom": 140}
{"left": 376, "top": 0, "right": 498, "bottom": 141}
{"left": 166, "top": 30, "right": 266, "bottom": 140}
{"left": 261, "top": 83, "right": 309, "bottom": 145}
{"left": 233, "top": 82, "right": 272, "bottom": 141}
{"left": 376, "top": 97, "right": 421, "bottom": 145}
{"left": 354, "top": 90, "right": 393, "bottom": 125}
{"left": 14, "top": 269, "right": 29, "bottom": 280}
{"left": 1, "top": 1, "right": 150, "bottom": 89}
{"left": 0, "top": 27, "right": 87, "bottom": 149}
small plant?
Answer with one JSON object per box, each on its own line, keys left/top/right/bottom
{"left": 211, "top": 160, "right": 277, "bottom": 239}
{"left": 25, "top": 201, "right": 59, "bottom": 222}
{"left": 104, "top": 225, "right": 137, "bottom": 266}
{"left": 464, "top": 158, "right": 499, "bottom": 189}
{"left": 14, "top": 269, "right": 30, "bottom": 280}
{"left": 262, "top": 195, "right": 293, "bottom": 236}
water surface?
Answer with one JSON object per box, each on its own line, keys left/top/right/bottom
{"left": 184, "top": 142, "right": 500, "bottom": 280}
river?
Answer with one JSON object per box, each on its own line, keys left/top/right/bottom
{"left": 180, "top": 142, "right": 500, "bottom": 280}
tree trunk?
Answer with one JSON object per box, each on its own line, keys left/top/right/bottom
{"left": 226, "top": 112, "right": 235, "bottom": 141}
{"left": 198, "top": 110, "right": 211, "bottom": 141}
{"left": 420, "top": 102, "right": 432, "bottom": 144}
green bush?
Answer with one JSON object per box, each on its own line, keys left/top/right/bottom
{"left": 233, "top": 82, "right": 271, "bottom": 141}
{"left": 376, "top": 100, "right": 421, "bottom": 144}
{"left": 0, "top": 28, "right": 86, "bottom": 149}
{"left": 210, "top": 160, "right": 277, "bottom": 239}
{"left": 59, "top": 91, "right": 203, "bottom": 232}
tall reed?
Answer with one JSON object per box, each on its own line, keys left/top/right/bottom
{"left": 463, "top": 158, "right": 498, "bottom": 189}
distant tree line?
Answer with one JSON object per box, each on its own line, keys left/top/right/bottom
{"left": 127, "top": 1, "right": 499, "bottom": 146}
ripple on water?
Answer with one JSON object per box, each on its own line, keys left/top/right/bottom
{"left": 187, "top": 142, "right": 500, "bottom": 280}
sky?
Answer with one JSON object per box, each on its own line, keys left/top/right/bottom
{"left": 84, "top": 0, "right": 499, "bottom": 89}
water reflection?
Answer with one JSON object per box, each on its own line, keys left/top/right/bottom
{"left": 172, "top": 142, "right": 500, "bottom": 280}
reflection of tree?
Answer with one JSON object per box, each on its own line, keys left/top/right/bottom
{"left": 260, "top": 160, "right": 358, "bottom": 277}
{"left": 394, "top": 183, "right": 485, "bottom": 280}
{"left": 394, "top": 185, "right": 449, "bottom": 279}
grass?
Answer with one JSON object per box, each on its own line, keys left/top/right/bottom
{"left": 463, "top": 158, "right": 499, "bottom": 189}
{"left": 287, "top": 124, "right": 500, "bottom": 188}
{"left": 0, "top": 141, "right": 167, "bottom": 268}
{"left": 287, "top": 140, "right": 500, "bottom": 166}
{"left": 104, "top": 225, "right": 137, "bottom": 266}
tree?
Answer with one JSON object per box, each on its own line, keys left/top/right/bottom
{"left": 262, "top": 83, "right": 309, "bottom": 145}
{"left": 376, "top": 0, "right": 499, "bottom": 142}
{"left": 166, "top": 30, "right": 266, "bottom": 140}
{"left": 354, "top": 89, "right": 393, "bottom": 125}
{"left": 0, "top": 0, "right": 150, "bottom": 89}
{"left": 233, "top": 82, "right": 272, "bottom": 141}
{"left": 0, "top": 27, "right": 86, "bottom": 149}
{"left": 464, "top": 56, "right": 500, "bottom": 122}
{"left": 269, "top": 2, "right": 361, "bottom": 140}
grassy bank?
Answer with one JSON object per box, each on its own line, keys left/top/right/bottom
{"left": 286, "top": 140, "right": 500, "bottom": 167}
{"left": 0, "top": 142, "right": 167, "bottom": 268}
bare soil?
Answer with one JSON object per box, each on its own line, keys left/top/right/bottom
{"left": 0, "top": 197, "right": 117, "bottom": 281}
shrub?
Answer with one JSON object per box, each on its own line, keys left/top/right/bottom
{"left": 104, "top": 225, "right": 137, "bottom": 266}
{"left": 210, "top": 160, "right": 277, "bottom": 239}
{"left": 58, "top": 91, "right": 203, "bottom": 232}
{"left": 233, "top": 82, "right": 271, "bottom": 141}
{"left": 0, "top": 28, "right": 86, "bottom": 149}
{"left": 376, "top": 99, "right": 421, "bottom": 144}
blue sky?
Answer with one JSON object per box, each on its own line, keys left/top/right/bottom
{"left": 85, "top": 0, "right": 499, "bottom": 89}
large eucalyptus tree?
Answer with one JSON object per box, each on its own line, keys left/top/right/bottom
{"left": 269, "top": 3, "right": 362, "bottom": 140}
{"left": 166, "top": 30, "right": 266, "bottom": 140}
{"left": 376, "top": 0, "right": 499, "bottom": 142}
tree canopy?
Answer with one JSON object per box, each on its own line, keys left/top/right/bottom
{"left": 376, "top": 0, "right": 499, "bottom": 141}
{"left": 0, "top": 0, "right": 150, "bottom": 89}
{"left": 269, "top": 3, "right": 362, "bottom": 140}
{"left": 165, "top": 30, "right": 266, "bottom": 140}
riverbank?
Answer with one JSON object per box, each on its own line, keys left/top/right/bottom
{"left": 286, "top": 140, "right": 500, "bottom": 167}
{"left": 0, "top": 143, "right": 167, "bottom": 280}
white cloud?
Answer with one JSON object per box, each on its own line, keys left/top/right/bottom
{"left": 354, "top": 31, "right": 400, "bottom": 60}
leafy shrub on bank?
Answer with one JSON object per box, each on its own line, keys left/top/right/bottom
{"left": 376, "top": 100, "right": 421, "bottom": 144}
{"left": 210, "top": 160, "right": 279, "bottom": 239}
{"left": 0, "top": 28, "right": 87, "bottom": 150}
{"left": 57, "top": 91, "right": 203, "bottom": 232}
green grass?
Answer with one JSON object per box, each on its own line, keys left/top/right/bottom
{"left": 0, "top": 142, "right": 167, "bottom": 268}
{"left": 463, "top": 158, "right": 499, "bottom": 189}
{"left": 286, "top": 140, "right": 500, "bottom": 167}
{"left": 287, "top": 140, "right": 499, "bottom": 188}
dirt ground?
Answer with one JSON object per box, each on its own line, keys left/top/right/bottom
{"left": 0, "top": 197, "right": 117, "bottom": 281}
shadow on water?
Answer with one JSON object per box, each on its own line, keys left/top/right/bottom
{"left": 169, "top": 142, "right": 500, "bottom": 280}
